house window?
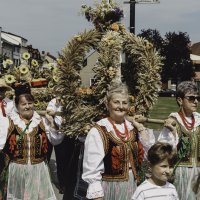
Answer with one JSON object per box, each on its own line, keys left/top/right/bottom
{"left": 90, "top": 78, "right": 95, "bottom": 87}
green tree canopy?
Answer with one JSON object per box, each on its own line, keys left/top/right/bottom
{"left": 162, "top": 31, "right": 194, "bottom": 83}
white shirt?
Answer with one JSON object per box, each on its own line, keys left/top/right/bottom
{"left": 131, "top": 180, "right": 179, "bottom": 200}
{"left": 46, "top": 98, "right": 63, "bottom": 128}
{"left": 0, "top": 97, "right": 14, "bottom": 116}
{"left": 158, "top": 112, "right": 200, "bottom": 148}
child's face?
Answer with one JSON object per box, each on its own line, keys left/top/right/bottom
{"left": 151, "top": 158, "right": 170, "bottom": 185}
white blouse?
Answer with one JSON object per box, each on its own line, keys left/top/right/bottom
{"left": 0, "top": 110, "right": 63, "bottom": 150}
{"left": 158, "top": 112, "right": 200, "bottom": 148}
{"left": 82, "top": 118, "right": 155, "bottom": 199}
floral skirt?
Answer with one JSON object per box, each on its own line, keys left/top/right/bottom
{"left": 102, "top": 170, "right": 137, "bottom": 200}
{"left": 174, "top": 166, "right": 200, "bottom": 200}
{"left": 7, "top": 161, "right": 56, "bottom": 200}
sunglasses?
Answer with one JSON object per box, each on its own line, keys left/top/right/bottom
{"left": 184, "top": 96, "right": 200, "bottom": 102}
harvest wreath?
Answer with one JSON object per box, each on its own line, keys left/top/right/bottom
{"left": 55, "top": 0, "right": 162, "bottom": 138}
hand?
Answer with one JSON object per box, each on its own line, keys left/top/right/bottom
{"left": 131, "top": 116, "right": 146, "bottom": 132}
{"left": 46, "top": 109, "right": 56, "bottom": 116}
{"left": 45, "top": 113, "right": 54, "bottom": 125}
{"left": 45, "top": 113, "right": 59, "bottom": 130}
{"left": 93, "top": 198, "right": 103, "bottom": 200}
{"left": 164, "top": 118, "right": 176, "bottom": 131}
{"left": 164, "top": 118, "right": 176, "bottom": 134}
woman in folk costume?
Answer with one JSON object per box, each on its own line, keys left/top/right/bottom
{"left": 158, "top": 81, "right": 200, "bottom": 200}
{"left": 0, "top": 82, "right": 62, "bottom": 200}
{"left": 82, "top": 81, "right": 155, "bottom": 200}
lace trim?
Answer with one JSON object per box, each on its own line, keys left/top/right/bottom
{"left": 9, "top": 111, "right": 41, "bottom": 131}
{"left": 97, "top": 118, "right": 133, "bottom": 133}
{"left": 86, "top": 190, "right": 104, "bottom": 199}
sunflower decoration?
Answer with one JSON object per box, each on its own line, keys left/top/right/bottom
{"left": 31, "top": 59, "right": 39, "bottom": 67}
{"left": 22, "top": 52, "right": 31, "bottom": 60}
{"left": 19, "top": 64, "right": 29, "bottom": 74}
{"left": 5, "top": 59, "right": 13, "bottom": 65}
{"left": 2, "top": 59, "right": 13, "bottom": 69}
{"left": 34, "top": 100, "right": 40, "bottom": 107}
{"left": 4, "top": 74, "right": 16, "bottom": 84}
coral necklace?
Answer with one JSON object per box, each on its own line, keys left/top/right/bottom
{"left": 108, "top": 117, "right": 129, "bottom": 140}
{"left": 178, "top": 111, "right": 195, "bottom": 130}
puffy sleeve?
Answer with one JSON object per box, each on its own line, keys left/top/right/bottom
{"left": 82, "top": 127, "right": 105, "bottom": 199}
{"left": 46, "top": 99, "right": 63, "bottom": 128}
{"left": 42, "top": 117, "right": 65, "bottom": 146}
{"left": 139, "top": 128, "right": 155, "bottom": 159}
{"left": 158, "top": 127, "right": 179, "bottom": 148}
{"left": 0, "top": 116, "right": 10, "bottom": 150}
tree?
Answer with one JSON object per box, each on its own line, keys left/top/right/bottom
{"left": 162, "top": 31, "right": 194, "bottom": 83}
{"left": 137, "top": 29, "right": 164, "bottom": 53}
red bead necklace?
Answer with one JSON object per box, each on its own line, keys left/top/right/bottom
{"left": 108, "top": 117, "right": 129, "bottom": 140}
{"left": 178, "top": 111, "right": 195, "bottom": 130}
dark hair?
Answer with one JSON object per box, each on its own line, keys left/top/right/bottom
{"left": 148, "top": 142, "right": 177, "bottom": 166}
{"left": 15, "top": 94, "right": 34, "bottom": 107}
{"left": 176, "top": 81, "right": 198, "bottom": 99}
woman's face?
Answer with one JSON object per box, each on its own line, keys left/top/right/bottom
{"left": 17, "top": 96, "right": 34, "bottom": 120}
{"left": 107, "top": 93, "right": 129, "bottom": 123}
{"left": 178, "top": 92, "right": 198, "bottom": 116}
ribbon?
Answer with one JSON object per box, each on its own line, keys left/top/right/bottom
{"left": 0, "top": 99, "right": 6, "bottom": 117}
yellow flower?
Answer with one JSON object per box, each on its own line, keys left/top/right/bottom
{"left": 111, "top": 23, "right": 119, "bottom": 31}
{"left": 5, "top": 59, "right": 13, "bottom": 65}
{"left": 31, "top": 59, "right": 39, "bottom": 67}
{"left": 52, "top": 67, "right": 58, "bottom": 74}
{"left": 47, "top": 63, "right": 54, "bottom": 69}
{"left": 22, "top": 52, "right": 30, "bottom": 60}
{"left": 5, "top": 74, "right": 16, "bottom": 84}
{"left": 53, "top": 75, "right": 59, "bottom": 82}
{"left": 56, "top": 58, "right": 63, "bottom": 66}
{"left": 129, "top": 95, "right": 135, "bottom": 103}
{"left": 34, "top": 100, "right": 40, "bottom": 107}
{"left": 19, "top": 64, "right": 29, "bottom": 74}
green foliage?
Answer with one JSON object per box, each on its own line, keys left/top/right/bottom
{"left": 137, "top": 29, "right": 194, "bottom": 83}
{"left": 137, "top": 29, "right": 164, "bottom": 53}
{"left": 162, "top": 31, "right": 194, "bottom": 82}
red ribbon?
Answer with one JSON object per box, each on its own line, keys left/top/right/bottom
{"left": 0, "top": 99, "right": 6, "bottom": 117}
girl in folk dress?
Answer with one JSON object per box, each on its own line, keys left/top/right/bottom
{"left": 158, "top": 81, "right": 200, "bottom": 200}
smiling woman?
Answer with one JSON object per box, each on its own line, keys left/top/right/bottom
{"left": 82, "top": 81, "right": 155, "bottom": 200}
{"left": 0, "top": 81, "right": 63, "bottom": 200}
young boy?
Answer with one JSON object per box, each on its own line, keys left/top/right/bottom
{"left": 131, "top": 142, "right": 179, "bottom": 200}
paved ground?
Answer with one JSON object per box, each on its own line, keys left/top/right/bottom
{"left": 49, "top": 150, "right": 63, "bottom": 200}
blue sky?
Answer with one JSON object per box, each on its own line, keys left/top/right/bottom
{"left": 0, "top": 0, "right": 199, "bottom": 56}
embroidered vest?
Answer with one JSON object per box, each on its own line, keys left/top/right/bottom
{"left": 174, "top": 118, "right": 200, "bottom": 167}
{"left": 94, "top": 124, "right": 144, "bottom": 182}
{"left": 2, "top": 119, "right": 49, "bottom": 165}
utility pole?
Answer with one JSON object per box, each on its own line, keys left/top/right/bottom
{"left": 0, "top": 27, "right": 2, "bottom": 55}
{"left": 124, "top": 0, "right": 160, "bottom": 34}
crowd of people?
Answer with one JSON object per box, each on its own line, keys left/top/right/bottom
{"left": 1, "top": 78, "right": 200, "bottom": 200}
